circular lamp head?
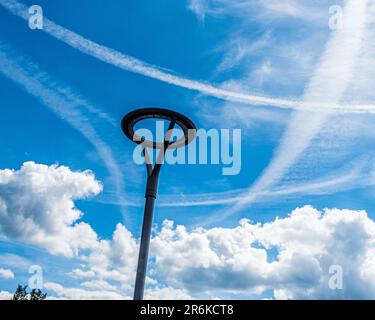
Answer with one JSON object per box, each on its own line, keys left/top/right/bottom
{"left": 121, "top": 108, "right": 196, "bottom": 149}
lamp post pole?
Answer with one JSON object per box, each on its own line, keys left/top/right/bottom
{"left": 121, "top": 108, "right": 196, "bottom": 301}
{"left": 133, "top": 186, "right": 156, "bottom": 300}
{"left": 133, "top": 121, "right": 174, "bottom": 300}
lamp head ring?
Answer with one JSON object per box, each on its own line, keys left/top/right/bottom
{"left": 121, "top": 108, "right": 196, "bottom": 149}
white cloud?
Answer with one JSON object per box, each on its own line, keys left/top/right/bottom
{"left": 44, "top": 282, "right": 128, "bottom": 300}
{"left": 0, "top": 42, "right": 127, "bottom": 219}
{"left": 0, "top": 268, "right": 14, "bottom": 280}
{"left": 151, "top": 206, "right": 375, "bottom": 299}
{"left": 0, "top": 291, "right": 12, "bottom": 300}
{"left": 214, "top": 32, "right": 272, "bottom": 74}
{"left": 81, "top": 280, "right": 117, "bottom": 291}
{"left": 0, "top": 254, "right": 31, "bottom": 270}
{"left": 259, "top": 0, "right": 324, "bottom": 19}
{"left": 188, "top": 0, "right": 209, "bottom": 22}
{"left": 80, "top": 223, "right": 138, "bottom": 286}
{"left": 187, "top": 0, "right": 327, "bottom": 23}
{"left": 213, "top": 0, "right": 369, "bottom": 222}
{"left": 0, "top": 161, "right": 102, "bottom": 257}
{"left": 1, "top": 0, "right": 373, "bottom": 114}
{"left": 144, "top": 287, "right": 192, "bottom": 300}
{"left": 0, "top": 162, "right": 137, "bottom": 295}
{"left": 1, "top": 162, "right": 375, "bottom": 299}
{"left": 68, "top": 268, "right": 96, "bottom": 279}
{"left": 45, "top": 281, "right": 192, "bottom": 300}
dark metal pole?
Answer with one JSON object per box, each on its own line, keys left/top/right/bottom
{"left": 122, "top": 109, "right": 196, "bottom": 300}
{"left": 133, "top": 121, "right": 175, "bottom": 300}
{"left": 133, "top": 179, "right": 157, "bottom": 300}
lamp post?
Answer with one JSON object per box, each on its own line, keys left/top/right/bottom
{"left": 121, "top": 108, "right": 196, "bottom": 300}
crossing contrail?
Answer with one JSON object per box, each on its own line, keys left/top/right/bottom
{"left": 0, "top": 43, "right": 128, "bottom": 220}
{"left": 1, "top": 0, "right": 375, "bottom": 114}
{"left": 201, "top": 0, "right": 369, "bottom": 225}
{"left": 98, "top": 165, "right": 364, "bottom": 208}
{"left": 0, "top": 0, "right": 373, "bottom": 227}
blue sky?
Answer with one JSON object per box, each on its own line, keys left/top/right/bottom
{"left": 1, "top": 0, "right": 375, "bottom": 299}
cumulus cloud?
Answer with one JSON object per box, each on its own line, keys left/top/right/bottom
{"left": 45, "top": 281, "right": 192, "bottom": 300}
{"left": 0, "top": 161, "right": 102, "bottom": 257}
{"left": 80, "top": 223, "right": 138, "bottom": 287}
{"left": 144, "top": 287, "right": 192, "bottom": 300}
{"left": 0, "top": 291, "right": 12, "bottom": 300}
{"left": 1, "top": 162, "right": 375, "bottom": 299}
{"left": 81, "top": 280, "right": 117, "bottom": 291}
{"left": 151, "top": 206, "right": 375, "bottom": 299}
{"left": 0, "top": 268, "right": 14, "bottom": 280}
{"left": 68, "top": 268, "right": 96, "bottom": 279}
{"left": 0, "top": 162, "right": 137, "bottom": 296}
{"left": 44, "top": 282, "right": 128, "bottom": 300}
{"left": 63, "top": 223, "right": 191, "bottom": 299}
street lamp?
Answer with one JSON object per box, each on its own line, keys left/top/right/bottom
{"left": 121, "top": 108, "right": 197, "bottom": 300}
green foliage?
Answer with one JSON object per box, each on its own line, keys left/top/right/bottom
{"left": 12, "top": 285, "right": 28, "bottom": 300}
{"left": 30, "top": 289, "right": 47, "bottom": 300}
{"left": 12, "top": 285, "right": 47, "bottom": 300}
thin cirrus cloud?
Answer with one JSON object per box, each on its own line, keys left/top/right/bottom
{"left": 0, "top": 268, "right": 14, "bottom": 280}
{"left": 1, "top": 0, "right": 375, "bottom": 300}
{"left": 0, "top": 0, "right": 370, "bottom": 216}
{"left": 188, "top": 0, "right": 327, "bottom": 21}
{"left": 0, "top": 0, "right": 373, "bottom": 218}
{"left": 0, "top": 42, "right": 127, "bottom": 218}
{"left": 204, "top": 0, "right": 370, "bottom": 224}
{"left": 1, "top": 0, "right": 375, "bottom": 114}
{"left": 1, "top": 0, "right": 374, "bottom": 226}
{"left": 97, "top": 157, "right": 374, "bottom": 211}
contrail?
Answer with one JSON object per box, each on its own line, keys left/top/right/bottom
{"left": 0, "top": 43, "right": 127, "bottom": 219}
{"left": 0, "top": 0, "right": 372, "bottom": 225}
{"left": 202, "top": 0, "right": 369, "bottom": 225}
{"left": 1, "top": 0, "right": 375, "bottom": 114}
{"left": 98, "top": 165, "right": 365, "bottom": 208}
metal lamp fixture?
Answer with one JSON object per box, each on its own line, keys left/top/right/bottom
{"left": 121, "top": 108, "right": 197, "bottom": 300}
